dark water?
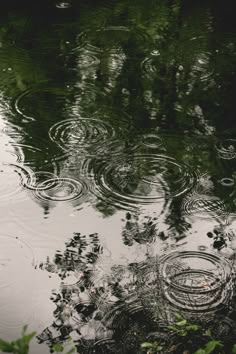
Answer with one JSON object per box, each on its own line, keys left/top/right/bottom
{"left": 0, "top": 0, "right": 236, "bottom": 353}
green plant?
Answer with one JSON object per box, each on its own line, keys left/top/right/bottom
{"left": 0, "top": 325, "right": 36, "bottom": 354}
{"left": 167, "top": 313, "right": 201, "bottom": 337}
{"left": 0, "top": 327, "right": 77, "bottom": 354}
{"left": 141, "top": 314, "right": 236, "bottom": 354}
{"left": 52, "top": 337, "right": 76, "bottom": 354}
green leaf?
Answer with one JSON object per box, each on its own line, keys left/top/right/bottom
{"left": 21, "top": 325, "right": 28, "bottom": 336}
{"left": 52, "top": 343, "right": 64, "bottom": 352}
{"left": 175, "top": 313, "right": 185, "bottom": 321}
{"left": 0, "top": 339, "right": 15, "bottom": 352}
{"left": 186, "top": 325, "right": 200, "bottom": 332}
{"left": 194, "top": 349, "right": 206, "bottom": 354}
{"left": 204, "top": 340, "right": 223, "bottom": 354}
{"left": 141, "top": 342, "right": 154, "bottom": 348}
{"left": 232, "top": 344, "right": 236, "bottom": 354}
{"left": 203, "top": 329, "right": 212, "bottom": 337}
{"left": 176, "top": 319, "right": 187, "bottom": 327}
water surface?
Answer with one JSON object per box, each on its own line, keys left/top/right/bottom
{"left": 0, "top": 0, "right": 236, "bottom": 353}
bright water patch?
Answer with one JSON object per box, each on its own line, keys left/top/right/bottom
{"left": 0, "top": 163, "right": 33, "bottom": 203}
{"left": 0, "top": 234, "right": 34, "bottom": 289}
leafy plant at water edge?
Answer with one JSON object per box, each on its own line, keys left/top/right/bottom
{"left": 0, "top": 325, "right": 36, "bottom": 354}
{"left": 141, "top": 313, "right": 236, "bottom": 354}
{"left": 0, "top": 327, "right": 77, "bottom": 354}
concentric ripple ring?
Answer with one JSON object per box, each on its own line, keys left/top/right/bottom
{"left": 87, "top": 154, "right": 196, "bottom": 210}
{"left": 35, "top": 177, "right": 88, "bottom": 203}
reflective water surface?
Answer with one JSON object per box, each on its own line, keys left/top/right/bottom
{"left": 0, "top": 0, "right": 236, "bottom": 353}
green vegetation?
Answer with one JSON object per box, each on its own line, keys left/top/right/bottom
{"left": 141, "top": 314, "right": 236, "bottom": 354}
{"left": 0, "top": 327, "right": 76, "bottom": 354}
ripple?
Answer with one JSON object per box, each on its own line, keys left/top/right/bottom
{"left": 0, "top": 234, "right": 34, "bottom": 289}
{"left": 76, "top": 49, "right": 100, "bottom": 69}
{"left": 141, "top": 51, "right": 161, "bottom": 77}
{"left": 0, "top": 163, "right": 34, "bottom": 202}
{"left": 35, "top": 177, "right": 88, "bottom": 203}
{"left": 55, "top": 1, "right": 72, "bottom": 9}
{"left": 49, "top": 118, "right": 115, "bottom": 152}
{"left": 160, "top": 251, "right": 233, "bottom": 312}
{"left": 191, "top": 52, "right": 214, "bottom": 82}
{"left": 49, "top": 108, "right": 132, "bottom": 155}
{"left": 182, "top": 194, "right": 226, "bottom": 219}
{"left": 141, "top": 133, "right": 163, "bottom": 149}
{"left": 13, "top": 86, "right": 70, "bottom": 122}
{"left": 219, "top": 177, "right": 234, "bottom": 187}
{"left": 25, "top": 171, "right": 58, "bottom": 191}
{"left": 14, "top": 84, "right": 107, "bottom": 123}
{"left": 87, "top": 154, "right": 196, "bottom": 210}
{"left": 215, "top": 139, "right": 236, "bottom": 160}
{"left": 75, "top": 26, "right": 151, "bottom": 54}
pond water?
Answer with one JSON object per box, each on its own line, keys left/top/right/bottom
{"left": 0, "top": 0, "right": 236, "bottom": 353}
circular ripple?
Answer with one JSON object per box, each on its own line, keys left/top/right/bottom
{"left": 49, "top": 118, "right": 115, "bottom": 152}
{"left": 215, "top": 139, "right": 236, "bottom": 160}
{"left": 49, "top": 108, "right": 132, "bottom": 155}
{"left": 141, "top": 133, "right": 163, "bottom": 149}
{"left": 191, "top": 52, "right": 214, "bottom": 82}
{"left": 14, "top": 84, "right": 106, "bottom": 122}
{"left": 88, "top": 154, "right": 196, "bottom": 210}
{"left": 35, "top": 177, "right": 88, "bottom": 203}
{"left": 25, "top": 171, "right": 58, "bottom": 191}
{"left": 14, "top": 86, "right": 70, "bottom": 122}
{"left": 219, "top": 178, "right": 234, "bottom": 187}
{"left": 0, "top": 234, "right": 34, "bottom": 289}
{"left": 0, "top": 163, "right": 34, "bottom": 202}
{"left": 76, "top": 49, "right": 100, "bottom": 69}
{"left": 182, "top": 194, "right": 226, "bottom": 219}
{"left": 55, "top": 1, "right": 71, "bottom": 8}
{"left": 141, "top": 51, "right": 161, "bottom": 77}
{"left": 75, "top": 26, "right": 151, "bottom": 54}
{"left": 160, "top": 251, "right": 232, "bottom": 312}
